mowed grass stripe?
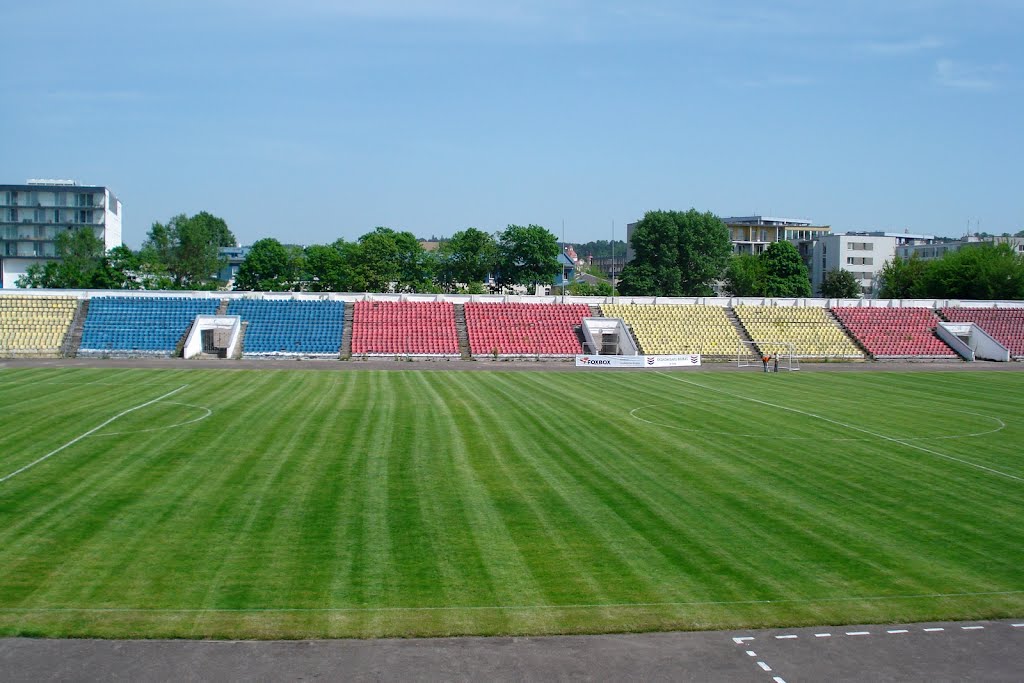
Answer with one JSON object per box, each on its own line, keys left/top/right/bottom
{"left": 1, "top": 367, "right": 1023, "bottom": 639}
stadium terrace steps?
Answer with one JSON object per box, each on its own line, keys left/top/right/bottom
{"left": 831, "top": 307, "right": 958, "bottom": 359}
{"left": 216, "top": 299, "right": 230, "bottom": 315}
{"left": 60, "top": 299, "right": 89, "bottom": 358}
{"left": 351, "top": 301, "right": 460, "bottom": 356}
{"left": 733, "top": 305, "right": 866, "bottom": 359}
{"left": 233, "top": 321, "right": 248, "bottom": 359}
{"left": 453, "top": 303, "right": 471, "bottom": 359}
{"left": 340, "top": 302, "right": 354, "bottom": 359}
{"left": 465, "top": 302, "right": 589, "bottom": 356}
{"left": 0, "top": 295, "right": 79, "bottom": 357}
{"left": 227, "top": 299, "right": 346, "bottom": 356}
{"left": 79, "top": 296, "right": 221, "bottom": 356}
{"left": 940, "top": 307, "right": 1024, "bottom": 359}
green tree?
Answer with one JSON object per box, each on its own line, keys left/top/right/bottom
{"left": 819, "top": 267, "right": 862, "bottom": 298}
{"left": 566, "top": 280, "right": 613, "bottom": 296}
{"left": 619, "top": 209, "right": 731, "bottom": 296}
{"left": 139, "top": 212, "right": 229, "bottom": 289}
{"left": 877, "top": 254, "right": 928, "bottom": 299}
{"left": 921, "top": 242, "right": 1024, "bottom": 300}
{"left": 17, "top": 228, "right": 106, "bottom": 289}
{"left": 760, "top": 241, "right": 812, "bottom": 297}
{"left": 496, "top": 224, "right": 560, "bottom": 291}
{"left": 436, "top": 227, "right": 498, "bottom": 292}
{"left": 723, "top": 254, "right": 765, "bottom": 296}
{"left": 192, "top": 211, "right": 237, "bottom": 248}
{"left": 234, "top": 238, "right": 301, "bottom": 291}
{"left": 305, "top": 241, "right": 351, "bottom": 292}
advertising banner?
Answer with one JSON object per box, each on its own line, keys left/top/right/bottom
{"left": 646, "top": 354, "right": 702, "bottom": 367}
{"left": 574, "top": 354, "right": 701, "bottom": 368}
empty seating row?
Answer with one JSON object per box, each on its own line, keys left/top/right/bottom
{"left": 601, "top": 303, "right": 742, "bottom": 356}
{"left": 0, "top": 296, "right": 78, "bottom": 355}
{"left": 228, "top": 299, "right": 345, "bottom": 355}
{"left": 832, "top": 307, "right": 956, "bottom": 358}
{"left": 466, "top": 303, "right": 588, "bottom": 355}
{"left": 941, "top": 307, "right": 1024, "bottom": 358}
{"left": 80, "top": 297, "right": 219, "bottom": 354}
{"left": 351, "top": 301, "right": 459, "bottom": 355}
{"left": 733, "top": 305, "right": 865, "bottom": 359}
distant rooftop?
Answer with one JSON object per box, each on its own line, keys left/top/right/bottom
{"left": 843, "top": 231, "right": 936, "bottom": 240}
{"left": 720, "top": 216, "right": 814, "bottom": 227}
{"left": 26, "top": 178, "right": 78, "bottom": 186}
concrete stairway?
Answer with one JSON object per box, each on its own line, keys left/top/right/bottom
{"left": 454, "top": 303, "right": 471, "bottom": 359}
{"left": 232, "top": 322, "right": 248, "bottom": 359}
{"left": 340, "top": 302, "right": 354, "bottom": 359}
{"left": 216, "top": 298, "right": 230, "bottom": 315}
{"left": 61, "top": 299, "right": 89, "bottom": 358}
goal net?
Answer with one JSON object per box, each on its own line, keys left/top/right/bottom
{"left": 736, "top": 340, "right": 800, "bottom": 371}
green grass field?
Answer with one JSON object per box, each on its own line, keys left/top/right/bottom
{"left": 0, "top": 365, "right": 1022, "bottom": 639}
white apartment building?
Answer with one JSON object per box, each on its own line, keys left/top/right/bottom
{"left": 1, "top": 179, "right": 122, "bottom": 288}
{"left": 811, "top": 231, "right": 935, "bottom": 297}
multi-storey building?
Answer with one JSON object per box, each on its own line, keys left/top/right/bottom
{"left": 1, "top": 179, "right": 122, "bottom": 288}
{"left": 811, "top": 231, "right": 936, "bottom": 297}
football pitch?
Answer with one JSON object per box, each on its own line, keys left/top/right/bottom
{"left": 0, "top": 365, "right": 1022, "bottom": 639}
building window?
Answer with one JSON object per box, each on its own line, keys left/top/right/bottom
{"left": 7, "top": 208, "right": 16, "bottom": 222}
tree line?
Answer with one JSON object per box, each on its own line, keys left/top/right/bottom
{"left": 20, "top": 207, "right": 1022, "bottom": 300}
{"left": 878, "top": 242, "right": 1024, "bottom": 300}
{"left": 18, "top": 214, "right": 572, "bottom": 294}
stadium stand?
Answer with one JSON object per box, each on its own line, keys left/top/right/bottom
{"left": 733, "top": 305, "right": 865, "bottom": 359}
{"left": 80, "top": 296, "right": 219, "bottom": 355}
{"left": 832, "top": 307, "right": 957, "bottom": 358}
{"left": 351, "top": 300, "right": 458, "bottom": 355}
{"left": 941, "top": 307, "right": 1024, "bottom": 359}
{"left": 228, "top": 299, "right": 345, "bottom": 355}
{"left": 465, "top": 302, "right": 588, "bottom": 356}
{"left": 600, "top": 303, "right": 742, "bottom": 357}
{"left": 0, "top": 296, "right": 78, "bottom": 356}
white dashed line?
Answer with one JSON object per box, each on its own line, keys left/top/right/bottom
{"left": 746, "top": 650, "right": 756, "bottom": 657}
{"left": 846, "top": 631, "right": 870, "bottom": 636}
{"left": 1013, "top": 624, "right": 1024, "bottom": 628}
{"left": 733, "top": 636, "right": 754, "bottom": 644}
{"left": 924, "top": 627, "right": 945, "bottom": 632}
{"left": 757, "top": 661, "right": 772, "bottom": 672}
{"left": 887, "top": 629, "right": 909, "bottom": 633}
{"left": 814, "top": 633, "right": 832, "bottom": 638}
{"left": 773, "top": 678, "right": 787, "bottom": 683}
{"left": 961, "top": 626, "right": 984, "bottom": 630}
{"left": 775, "top": 634, "right": 798, "bottom": 639}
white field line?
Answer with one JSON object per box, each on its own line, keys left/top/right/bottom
{"left": 0, "top": 589, "right": 1021, "bottom": 614}
{"left": 655, "top": 373, "right": 1024, "bottom": 483}
{"left": 0, "top": 385, "right": 189, "bottom": 484}
{"left": 95, "top": 402, "right": 212, "bottom": 437}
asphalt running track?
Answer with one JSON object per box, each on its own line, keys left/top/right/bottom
{"left": 1, "top": 620, "right": 1021, "bottom": 681}
{"left": 2, "top": 356, "right": 1024, "bottom": 373}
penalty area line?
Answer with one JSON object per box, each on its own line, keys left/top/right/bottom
{"left": 0, "top": 589, "right": 1021, "bottom": 614}
{"left": 655, "top": 373, "right": 1024, "bottom": 484}
{"left": 0, "top": 384, "right": 189, "bottom": 484}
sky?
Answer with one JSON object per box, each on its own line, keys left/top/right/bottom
{"left": 2, "top": 0, "right": 1021, "bottom": 247}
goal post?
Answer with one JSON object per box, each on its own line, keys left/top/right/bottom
{"left": 736, "top": 340, "right": 800, "bottom": 371}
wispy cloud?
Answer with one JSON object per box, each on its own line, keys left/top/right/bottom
{"left": 934, "top": 59, "right": 1004, "bottom": 90}
{"left": 859, "top": 36, "right": 943, "bottom": 55}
